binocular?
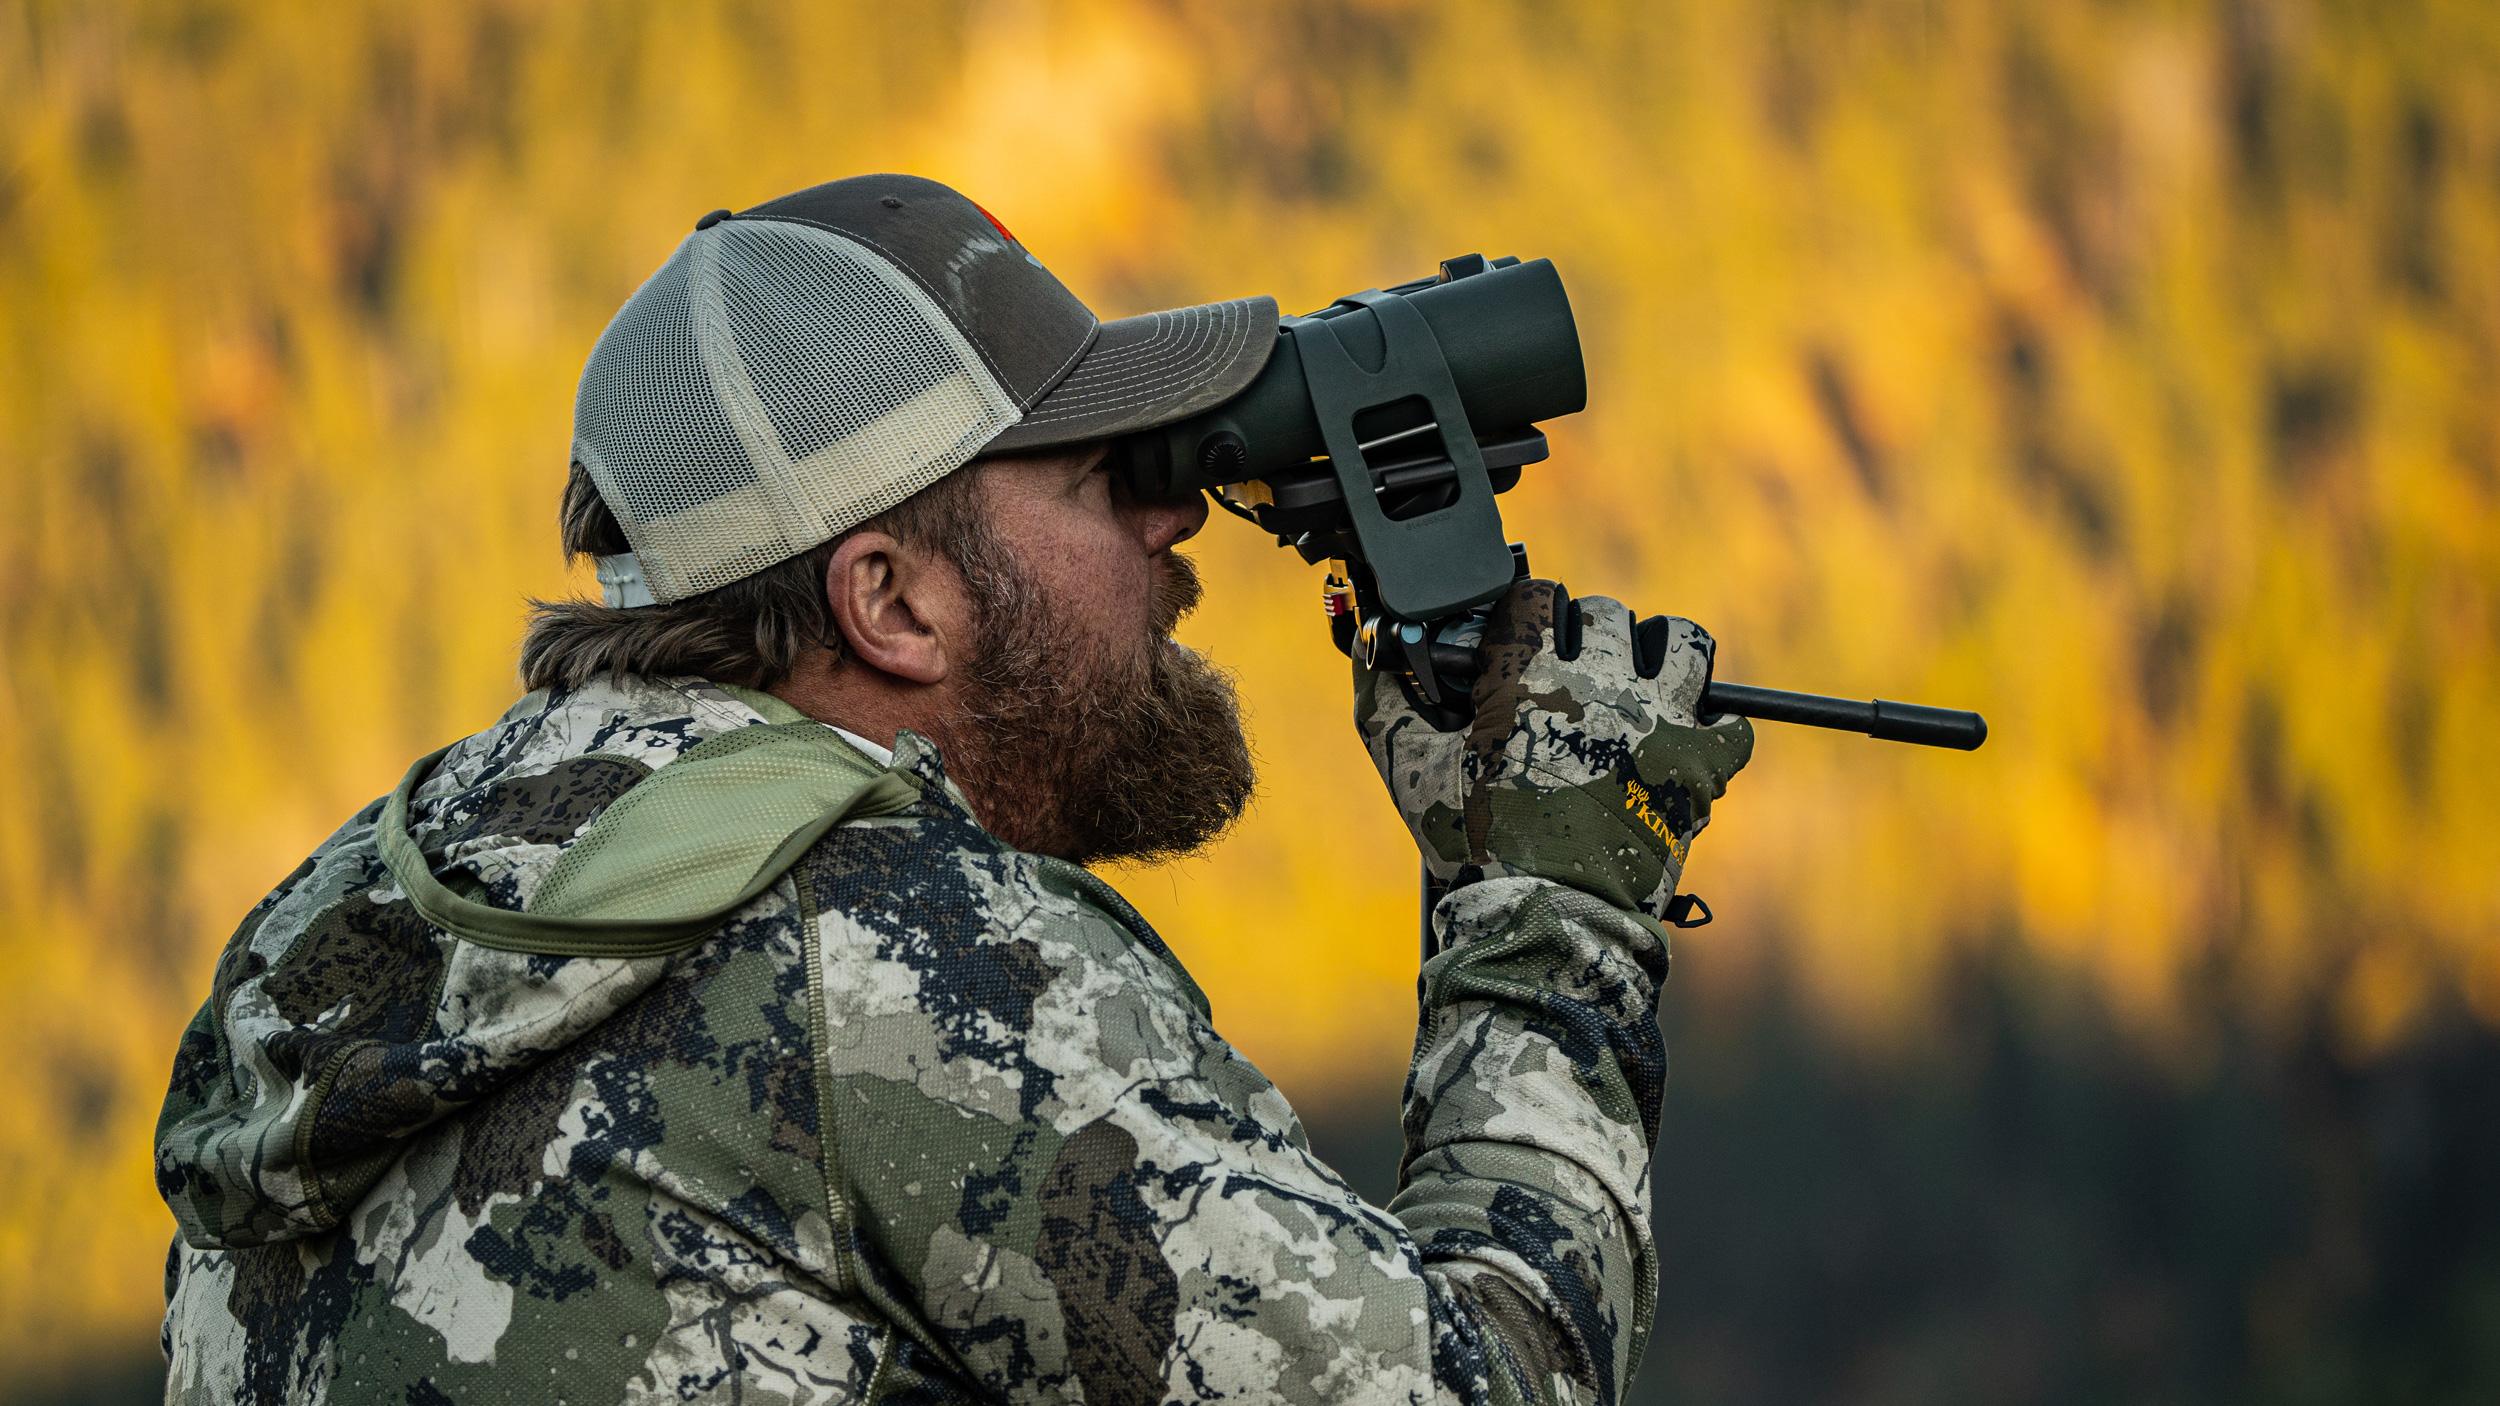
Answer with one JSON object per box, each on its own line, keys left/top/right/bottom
{"left": 1108, "top": 254, "right": 1988, "bottom": 750}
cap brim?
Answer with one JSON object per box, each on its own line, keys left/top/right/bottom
{"left": 981, "top": 295, "right": 1279, "bottom": 453}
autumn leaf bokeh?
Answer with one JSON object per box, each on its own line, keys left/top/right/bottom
{"left": 2, "top": 0, "right": 2495, "bottom": 1389}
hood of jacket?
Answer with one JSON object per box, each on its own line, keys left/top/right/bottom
{"left": 153, "top": 676, "right": 933, "bottom": 1250}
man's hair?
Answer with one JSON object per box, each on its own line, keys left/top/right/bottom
{"left": 518, "top": 462, "right": 988, "bottom": 692}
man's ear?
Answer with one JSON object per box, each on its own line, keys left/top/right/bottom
{"left": 824, "top": 531, "right": 956, "bottom": 685}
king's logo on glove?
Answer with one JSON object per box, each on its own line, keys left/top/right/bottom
{"left": 1621, "top": 776, "right": 1691, "bottom": 865}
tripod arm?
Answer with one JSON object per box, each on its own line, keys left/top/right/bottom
{"left": 1702, "top": 681, "right": 1987, "bottom": 750}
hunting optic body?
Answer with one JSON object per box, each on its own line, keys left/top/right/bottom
{"left": 1109, "top": 253, "right": 1988, "bottom": 752}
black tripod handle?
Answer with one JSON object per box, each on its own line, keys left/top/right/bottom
{"left": 1703, "top": 681, "right": 1987, "bottom": 750}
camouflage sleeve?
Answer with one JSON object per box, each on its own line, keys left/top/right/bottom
{"left": 807, "top": 812, "right": 1668, "bottom": 1405}
{"left": 1394, "top": 874, "right": 1670, "bottom": 1406}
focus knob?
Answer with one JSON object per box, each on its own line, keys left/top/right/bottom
{"left": 1199, "top": 432, "right": 1248, "bottom": 481}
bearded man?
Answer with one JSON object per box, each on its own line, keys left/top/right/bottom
{"left": 153, "top": 175, "right": 1752, "bottom": 1405}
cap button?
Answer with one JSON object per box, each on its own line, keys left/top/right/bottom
{"left": 694, "top": 208, "right": 732, "bottom": 231}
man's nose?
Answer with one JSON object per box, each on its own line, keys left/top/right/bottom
{"left": 1136, "top": 489, "right": 1209, "bottom": 555}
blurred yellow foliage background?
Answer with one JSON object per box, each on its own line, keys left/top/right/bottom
{"left": 2, "top": 0, "right": 2495, "bottom": 1384}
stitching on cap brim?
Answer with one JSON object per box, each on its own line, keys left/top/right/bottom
{"left": 1018, "top": 298, "right": 1254, "bottom": 418}
{"left": 995, "top": 297, "right": 1270, "bottom": 445}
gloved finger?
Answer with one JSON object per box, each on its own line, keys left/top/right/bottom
{"left": 1633, "top": 613, "right": 1717, "bottom": 681}
{"left": 1472, "top": 578, "right": 1572, "bottom": 716}
{"left": 1632, "top": 614, "right": 1709, "bottom": 680}
{"left": 1633, "top": 614, "right": 1671, "bottom": 679}
{"left": 1556, "top": 592, "right": 1641, "bottom": 673}
{"left": 1575, "top": 593, "right": 1636, "bottom": 644}
{"left": 1481, "top": 578, "right": 1570, "bottom": 658}
{"left": 1631, "top": 614, "right": 1719, "bottom": 720}
{"left": 1515, "top": 591, "right": 1638, "bottom": 717}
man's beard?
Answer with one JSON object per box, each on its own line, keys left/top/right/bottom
{"left": 938, "top": 534, "right": 1257, "bottom": 865}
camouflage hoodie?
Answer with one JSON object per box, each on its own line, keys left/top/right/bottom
{"left": 156, "top": 675, "right": 1674, "bottom": 1404}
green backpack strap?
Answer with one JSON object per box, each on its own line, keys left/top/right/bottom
{"left": 378, "top": 714, "right": 923, "bottom": 957}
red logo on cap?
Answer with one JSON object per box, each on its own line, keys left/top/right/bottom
{"left": 970, "top": 201, "right": 1018, "bottom": 246}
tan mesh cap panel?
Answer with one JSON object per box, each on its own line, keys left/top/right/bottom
{"left": 572, "top": 220, "right": 1018, "bottom": 603}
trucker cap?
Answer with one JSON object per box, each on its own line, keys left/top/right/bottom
{"left": 571, "top": 173, "right": 1280, "bottom": 605}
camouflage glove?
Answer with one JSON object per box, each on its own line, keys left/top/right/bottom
{"left": 1356, "top": 578, "right": 1755, "bottom": 921}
